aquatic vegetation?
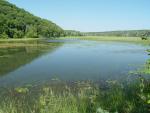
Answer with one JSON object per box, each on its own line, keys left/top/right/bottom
{"left": 0, "top": 78, "right": 149, "bottom": 113}
{"left": 146, "top": 49, "right": 150, "bottom": 53}
{"left": 15, "top": 87, "right": 29, "bottom": 93}
{"left": 134, "top": 59, "right": 150, "bottom": 75}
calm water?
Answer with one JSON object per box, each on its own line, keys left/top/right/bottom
{"left": 0, "top": 40, "right": 149, "bottom": 86}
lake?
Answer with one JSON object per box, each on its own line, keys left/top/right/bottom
{"left": 0, "top": 40, "right": 149, "bottom": 87}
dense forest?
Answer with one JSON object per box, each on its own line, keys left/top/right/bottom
{"left": 0, "top": 0, "right": 64, "bottom": 39}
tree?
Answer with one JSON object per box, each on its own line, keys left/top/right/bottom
{"left": 25, "top": 26, "right": 38, "bottom": 38}
{"left": 139, "top": 31, "right": 149, "bottom": 40}
{"left": 0, "top": 32, "right": 9, "bottom": 39}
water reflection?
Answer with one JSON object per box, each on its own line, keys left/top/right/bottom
{"left": 0, "top": 42, "right": 62, "bottom": 76}
{"left": 0, "top": 40, "right": 149, "bottom": 87}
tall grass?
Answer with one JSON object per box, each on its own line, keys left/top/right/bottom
{"left": 0, "top": 78, "right": 149, "bottom": 113}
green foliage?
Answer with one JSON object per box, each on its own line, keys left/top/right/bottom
{"left": 64, "top": 30, "right": 83, "bottom": 36}
{"left": 0, "top": 32, "right": 9, "bottom": 39}
{"left": 15, "top": 87, "right": 29, "bottom": 93}
{"left": 138, "top": 31, "right": 150, "bottom": 40}
{"left": 25, "top": 26, "right": 38, "bottom": 38}
{"left": 134, "top": 59, "right": 150, "bottom": 74}
{"left": 0, "top": 0, "right": 64, "bottom": 39}
{"left": 0, "top": 79, "right": 149, "bottom": 113}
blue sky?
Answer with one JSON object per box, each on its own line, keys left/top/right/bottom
{"left": 8, "top": 0, "right": 150, "bottom": 32}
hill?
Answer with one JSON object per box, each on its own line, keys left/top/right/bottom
{"left": 0, "top": 0, "right": 64, "bottom": 39}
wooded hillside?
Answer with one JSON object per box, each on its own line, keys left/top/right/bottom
{"left": 0, "top": 0, "right": 64, "bottom": 39}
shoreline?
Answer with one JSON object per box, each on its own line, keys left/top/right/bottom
{"left": 0, "top": 36, "right": 150, "bottom": 48}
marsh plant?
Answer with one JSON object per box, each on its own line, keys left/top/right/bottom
{"left": 0, "top": 78, "right": 149, "bottom": 113}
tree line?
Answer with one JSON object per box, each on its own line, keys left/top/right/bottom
{"left": 83, "top": 30, "right": 150, "bottom": 40}
{"left": 64, "top": 30, "right": 83, "bottom": 36}
{"left": 64, "top": 30, "right": 150, "bottom": 40}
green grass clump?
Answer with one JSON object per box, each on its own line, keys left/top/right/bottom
{"left": 0, "top": 79, "right": 149, "bottom": 113}
{"left": 132, "top": 59, "right": 150, "bottom": 75}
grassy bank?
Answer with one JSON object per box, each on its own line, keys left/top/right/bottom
{"left": 0, "top": 38, "right": 50, "bottom": 48}
{"left": 0, "top": 36, "right": 150, "bottom": 48}
{"left": 0, "top": 38, "right": 43, "bottom": 42}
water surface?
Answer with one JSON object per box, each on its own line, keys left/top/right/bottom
{"left": 0, "top": 40, "right": 149, "bottom": 86}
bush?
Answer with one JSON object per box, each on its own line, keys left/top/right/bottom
{"left": 0, "top": 32, "right": 9, "bottom": 39}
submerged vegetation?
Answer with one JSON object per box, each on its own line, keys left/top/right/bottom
{"left": 0, "top": 77, "right": 149, "bottom": 113}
